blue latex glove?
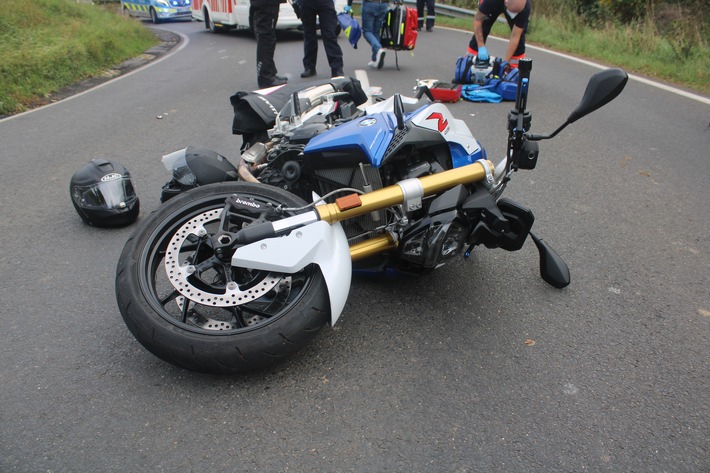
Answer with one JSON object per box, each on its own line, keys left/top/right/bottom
{"left": 477, "top": 46, "right": 489, "bottom": 62}
{"left": 344, "top": 5, "right": 352, "bottom": 13}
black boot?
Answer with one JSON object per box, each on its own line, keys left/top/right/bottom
{"left": 300, "top": 69, "right": 316, "bottom": 78}
{"left": 258, "top": 76, "right": 287, "bottom": 88}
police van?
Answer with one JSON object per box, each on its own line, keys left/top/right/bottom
{"left": 121, "top": 0, "right": 192, "bottom": 23}
{"left": 192, "top": 0, "right": 347, "bottom": 33}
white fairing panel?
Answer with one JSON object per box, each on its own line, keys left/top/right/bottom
{"left": 364, "top": 95, "right": 422, "bottom": 115}
{"left": 411, "top": 103, "right": 481, "bottom": 156}
{"left": 231, "top": 221, "right": 352, "bottom": 325}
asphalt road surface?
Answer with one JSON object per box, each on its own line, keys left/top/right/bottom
{"left": 1, "top": 19, "right": 708, "bottom": 472}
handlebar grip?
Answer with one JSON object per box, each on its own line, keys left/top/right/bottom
{"left": 514, "top": 58, "right": 532, "bottom": 114}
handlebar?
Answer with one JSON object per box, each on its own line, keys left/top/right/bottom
{"left": 505, "top": 58, "right": 533, "bottom": 174}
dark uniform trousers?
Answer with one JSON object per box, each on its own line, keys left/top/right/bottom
{"left": 301, "top": 0, "right": 344, "bottom": 74}
{"left": 417, "top": 0, "right": 435, "bottom": 30}
{"left": 252, "top": 3, "right": 280, "bottom": 82}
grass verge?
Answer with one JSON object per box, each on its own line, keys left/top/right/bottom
{"left": 0, "top": 0, "right": 157, "bottom": 116}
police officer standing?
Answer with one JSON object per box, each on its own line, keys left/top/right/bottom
{"left": 300, "top": 0, "right": 344, "bottom": 78}
{"left": 251, "top": 0, "right": 288, "bottom": 88}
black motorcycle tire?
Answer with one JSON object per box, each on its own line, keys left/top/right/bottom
{"left": 115, "top": 182, "right": 330, "bottom": 374}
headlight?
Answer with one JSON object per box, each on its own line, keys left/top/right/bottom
{"left": 440, "top": 221, "right": 467, "bottom": 258}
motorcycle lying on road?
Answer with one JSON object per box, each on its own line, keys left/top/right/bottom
{"left": 115, "top": 60, "right": 628, "bottom": 373}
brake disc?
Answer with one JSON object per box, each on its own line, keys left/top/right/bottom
{"left": 173, "top": 276, "right": 293, "bottom": 330}
{"left": 164, "top": 208, "right": 281, "bottom": 308}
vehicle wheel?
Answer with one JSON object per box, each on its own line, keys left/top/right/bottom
{"left": 122, "top": 6, "right": 131, "bottom": 17}
{"left": 115, "top": 182, "right": 331, "bottom": 374}
{"left": 205, "top": 9, "right": 221, "bottom": 33}
{"left": 150, "top": 7, "right": 160, "bottom": 24}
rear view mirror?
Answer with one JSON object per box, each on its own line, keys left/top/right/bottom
{"left": 567, "top": 68, "right": 628, "bottom": 124}
{"left": 526, "top": 68, "right": 629, "bottom": 142}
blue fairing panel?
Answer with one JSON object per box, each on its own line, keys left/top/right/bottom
{"left": 450, "top": 142, "right": 485, "bottom": 168}
{"left": 304, "top": 113, "right": 397, "bottom": 167}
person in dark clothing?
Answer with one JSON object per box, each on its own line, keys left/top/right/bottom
{"left": 251, "top": 0, "right": 288, "bottom": 88}
{"left": 300, "top": 0, "right": 345, "bottom": 78}
{"left": 467, "top": 0, "right": 530, "bottom": 64}
{"left": 416, "top": 0, "right": 436, "bottom": 32}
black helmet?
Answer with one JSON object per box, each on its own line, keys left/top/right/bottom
{"left": 160, "top": 147, "right": 239, "bottom": 203}
{"left": 70, "top": 159, "right": 140, "bottom": 227}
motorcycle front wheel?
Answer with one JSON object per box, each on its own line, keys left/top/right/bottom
{"left": 115, "top": 182, "right": 330, "bottom": 374}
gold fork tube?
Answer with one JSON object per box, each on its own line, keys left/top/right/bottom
{"left": 316, "top": 160, "right": 494, "bottom": 224}
{"left": 349, "top": 233, "right": 398, "bottom": 261}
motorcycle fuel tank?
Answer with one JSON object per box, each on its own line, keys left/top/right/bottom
{"left": 303, "top": 112, "right": 397, "bottom": 167}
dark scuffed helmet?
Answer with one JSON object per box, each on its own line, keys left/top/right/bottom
{"left": 160, "top": 147, "right": 239, "bottom": 203}
{"left": 70, "top": 159, "right": 140, "bottom": 227}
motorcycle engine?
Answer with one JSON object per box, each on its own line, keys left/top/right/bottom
{"left": 314, "top": 164, "right": 385, "bottom": 243}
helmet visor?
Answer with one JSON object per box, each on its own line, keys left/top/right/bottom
{"left": 162, "top": 148, "right": 197, "bottom": 186}
{"left": 72, "top": 177, "right": 136, "bottom": 210}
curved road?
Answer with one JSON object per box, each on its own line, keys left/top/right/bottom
{"left": 1, "top": 20, "right": 708, "bottom": 472}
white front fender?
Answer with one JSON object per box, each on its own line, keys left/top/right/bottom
{"left": 231, "top": 221, "right": 351, "bottom": 325}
